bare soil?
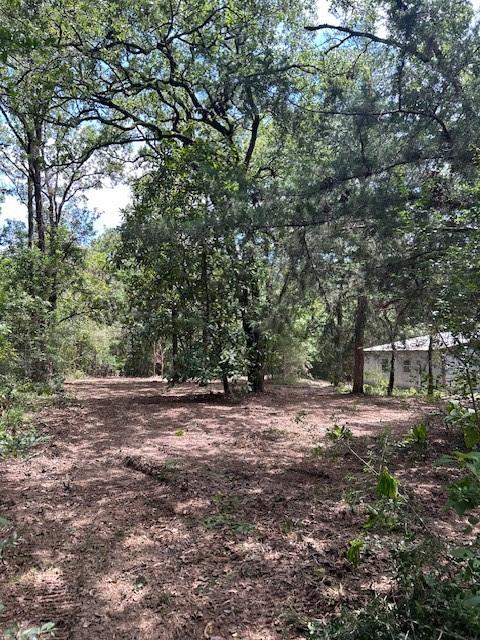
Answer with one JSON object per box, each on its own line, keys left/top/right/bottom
{"left": 0, "top": 378, "right": 464, "bottom": 639}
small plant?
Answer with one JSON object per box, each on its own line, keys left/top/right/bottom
{"left": 304, "top": 540, "right": 480, "bottom": 639}
{"left": 404, "top": 422, "right": 428, "bottom": 446}
{"left": 0, "top": 431, "right": 48, "bottom": 459}
{"left": 326, "top": 424, "right": 353, "bottom": 442}
{"left": 211, "top": 493, "right": 239, "bottom": 513}
{"left": 200, "top": 513, "right": 255, "bottom": 535}
{"left": 201, "top": 513, "right": 231, "bottom": 529}
{"left": 280, "top": 518, "right": 296, "bottom": 534}
{"left": 292, "top": 410, "right": 307, "bottom": 424}
{"left": 52, "top": 391, "right": 78, "bottom": 408}
{"left": 346, "top": 538, "right": 364, "bottom": 566}
{"left": 342, "top": 488, "right": 363, "bottom": 513}
{"left": 361, "top": 450, "right": 377, "bottom": 474}
{"left": 0, "top": 516, "right": 21, "bottom": 560}
{"left": 262, "top": 427, "right": 284, "bottom": 441}
{"left": 0, "top": 529, "right": 21, "bottom": 559}
{"left": 0, "top": 407, "right": 27, "bottom": 432}
{"left": 231, "top": 520, "right": 255, "bottom": 535}
{"left": 364, "top": 469, "right": 401, "bottom": 529}
{"left": 2, "top": 622, "right": 56, "bottom": 639}
{"left": 437, "top": 451, "right": 480, "bottom": 516}
{"left": 133, "top": 575, "right": 147, "bottom": 590}
{"left": 363, "top": 504, "right": 398, "bottom": 530}
{"left": 445, "top": 402, "right": 480, "bottom": 449}
{"left": 376, "top": 467, "right": 399, "bottom": 499}
{"left": 174, "top": 428, "right": 185, "bottom": 437}
{"left": 201, "top": 493, "right": 254, "bottom": 535}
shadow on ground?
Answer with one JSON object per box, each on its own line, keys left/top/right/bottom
{"left": 0, "top": 378, "right": 459, "bottom": 640}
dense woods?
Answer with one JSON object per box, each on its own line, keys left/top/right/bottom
{"left": 0, "top": 0, "right": 477, "bottom": 390}
{"left": 0, "top": 1, "right": 480, "bottom": 638}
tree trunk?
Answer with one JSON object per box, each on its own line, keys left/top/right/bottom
{"left": 222, "top": 373, "right": 231, "bottom": 396}
{"left": 171, "top": 306, "right": 179, "bottom": 384}
{"left": 352, "top": 294, "right": 368, "bottom": 394}
{"left": 31, "top": 122, "right": 45, "bottom": 252}
{"left": 387, "top": 345, "right": 395, "bottom": 396}
{"left": 427, "top": 335, "right": 434, "bottom": 396}
{"left": 27, "top": 158, "right": 34, "bottom": 248}
{"left": 243, "top": 316, "right": 264, "bottom": 392}
{"left": 332, "top": 298, "right": 343, "bottom": 386}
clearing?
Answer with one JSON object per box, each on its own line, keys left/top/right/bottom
{"left": 0, "top": 378, "right": 462, "bottom": 639}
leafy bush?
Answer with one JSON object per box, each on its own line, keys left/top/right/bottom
{"left": 1, "top": 621, "right": 56, "bottom": 639}
{"left": 376, "top": 468, "right": 399, "bottom": 499}
{"left": 438, "top": 451, "right": 480, "bottom": 517}
{"left": 306, "top": 541, "right": 480, "bottom": 640}
{"left": 0, "top": 430, "right": 48, "bottom": 459}
{"left": 346, "top": 538, "right": 364, "bottom": 566}
{"left": 326, "top": 424, "right": 353, "bottom": 442}
{"left": 0, "top": 386, "right": 50, "bottom": 458}
{"left": 445, "top": 402, "right": 480, "bottom": 449}
{"left": 404, "top": 422, "right": 429, "bottom": 446}
{"left": 302, "top": 420, "right": 480, "bottom": 640}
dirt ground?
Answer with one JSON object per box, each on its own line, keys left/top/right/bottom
{"left": 0, "top": 378, "right": 464, "bottom": 639}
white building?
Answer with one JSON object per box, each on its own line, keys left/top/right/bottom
{"left": 363, "top": 332, "right": 466, "bottom": 389}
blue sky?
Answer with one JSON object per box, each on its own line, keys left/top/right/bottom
{"left": 0, "top": 183, "right": 132, "bottom": 234}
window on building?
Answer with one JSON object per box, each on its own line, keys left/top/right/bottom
{"left": 403, "top": 359, "right": 411, "bottom": 373}
{"left": 381, "top": 358, "right": 389, "bottom": 373}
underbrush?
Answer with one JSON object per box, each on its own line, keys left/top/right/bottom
{"left": 0, "top": 382, "right": 59, "bottom": 639}
{"left": 302, "top": 410, "right": 480, "bottom": 640}
{"left": 0, "top": 619, "right": 56, "bottom": 639}
{"left": 337, "top": 380, "right": 445, "bottom": 398}
{"left": 0, "top": 380, "right": 60, "bottom": 459}
{"left": 306, "top": 540, "right": 480, "bottom": 639}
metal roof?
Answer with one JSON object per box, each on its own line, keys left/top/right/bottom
{"left": 364, "top": 332, "right": 464, "bottom": 352}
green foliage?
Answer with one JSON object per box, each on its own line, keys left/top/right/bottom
{"left": 200, "top": 492, "right": 254, "bottom": 535}
{"left": 342, "top": 488, "right": 363, "bottom": 513}
{"left": 376, "top": 468, "right": 399, "bottom": 500}
{"left": 326, "top": 425, "right": 353, "bottom": 442}
{"left": 0, "top": 384, "right": 51, "bottom": 458}
{"left": 363, "top": 504, "right": 399, "bottom": 531}
{"left": 0, "top": 1, "right": 479, "bottom": 638}
{"left": 346, "top": 538, "right": 364, "bottom": 566}
{"left": 1, "top": 622, "right": 56, "bottom": 639}
{"left": 0, "top": 515, "right": 20, "bottom": 560}
{"left": 404, "top": 422, "right": 429, "bottom": 446}
{"left": 0, "top": 406, "right": 26, "bottom": 432}
{"left": 0, "top": 431, "right": 48, "bottom": 459}
{"left": 200, "top": 513, "right": 255, "bottom": 535}
{"left": 438, "top": 451, "right": 480, "bottom": 516}
{"left": 306, "top": 541, "right": 480, "bottom": 640}
{"left": 445, "top": 402, "right": 480, "bottom": 449}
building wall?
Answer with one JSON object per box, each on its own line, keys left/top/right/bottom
{"left": 364, "top": 350, "right": 445, "bottom": 389}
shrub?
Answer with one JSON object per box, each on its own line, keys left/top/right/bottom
{"left": 445, "top": 402, "right": 480, "bottom": 449}
{"left": 306, "top": 541, "right": 480, "bottom": 640}
{"left": 404, "top": 422, "right": 429, "bottom": 446}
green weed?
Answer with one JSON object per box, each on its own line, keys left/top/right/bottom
{"left": 1, "top": 621, "right": 56, "bottom": 639}
{"left": 404, "top": 422, "right": 429, "bottom": 446}
{"left": 346, "top": 538, "right": 364, "bottom": 566}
